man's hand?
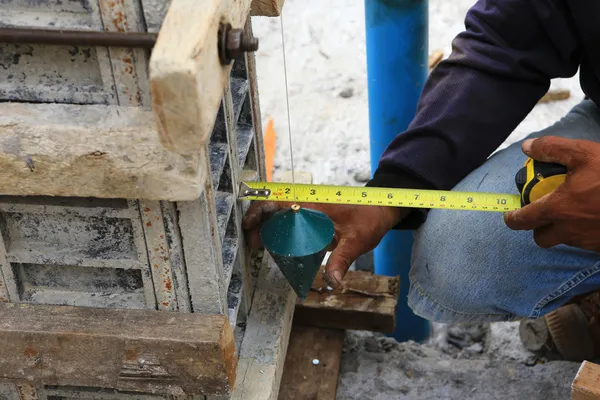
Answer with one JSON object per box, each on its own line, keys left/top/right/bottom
{"left": 243, "top": 201, "right": 408, "bottom": 287}
{"left": 505, "top": 136, "right": 600, "bottom": 253}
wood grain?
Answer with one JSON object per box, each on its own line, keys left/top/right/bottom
{"left": 573, "top": 361, "right": 600, "bottom": 400}
{"left": 0, "top": 102, "right": 206, "bottom": 201}
{"left": 539, "top": 89, "right": 571, "bottom": 104}
{"left": 231, "top": 254, "right": 296, "bottom": 400}
{"left": 251, "top": 0, "right": 285, "bottom": 16}
{"left": 278, "top": 326, "right": 344, "bottom": 400}
{"left": 294, "top": 266, "right": 400, "bottom": 333}
{"left": 428, "top": 50, "right": 444, "bottom": 70}
{"left": 150, "top": 0, "right": 253, "bottom": 154}
{"left": 0, "top": 303, "right": 236, "bottom": 396}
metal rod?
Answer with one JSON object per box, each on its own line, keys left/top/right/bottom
{"left": 365, "top": 0, "right": 430, "bottom": 343}
{"left": 0, "top": 27, "right": 157, "bottom": 48}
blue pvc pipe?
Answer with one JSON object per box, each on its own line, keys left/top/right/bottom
{"left": 365, "top": 0, "right": 430, "bottom": 342}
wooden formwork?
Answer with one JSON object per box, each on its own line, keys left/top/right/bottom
{"left": 0, "top": 1, "right": 292, "bottom": 399}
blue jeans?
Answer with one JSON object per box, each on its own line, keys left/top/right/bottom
{"left": 409, "top": 99, "right": 600, "bottom": 323}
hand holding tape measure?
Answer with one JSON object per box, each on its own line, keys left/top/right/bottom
{"left": 242, "top": 136, "right": 600, "bottom": 284}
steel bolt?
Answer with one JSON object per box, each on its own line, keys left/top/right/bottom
{"left": 219, "top": 23, "right": 259, "bottom": 65}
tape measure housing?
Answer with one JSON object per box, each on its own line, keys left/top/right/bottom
{"left": 241, "top": 182, "right": 522, "bottom": 212}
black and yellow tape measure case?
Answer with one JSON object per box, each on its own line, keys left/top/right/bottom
{"left": 515, "top": 158, "right": 567, "bottom": 206}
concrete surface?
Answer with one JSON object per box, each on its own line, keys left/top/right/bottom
{"left": 251, "top": 1, "right": 584, "bottom": 398}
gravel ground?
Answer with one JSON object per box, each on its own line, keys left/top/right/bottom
{"left": 251, "top": 1, "right": 584, "bottom": 398}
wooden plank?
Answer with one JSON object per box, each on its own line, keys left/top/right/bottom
{"left": 177, "top": 189, "right": 228, "bottom": 315}
{"left": 277, "top": 326, "right": 344, "bottom": 400}
{"left": 98, "top": 0, "right": 151, "bottom": 108}
{"left": 230, "top": 254, "right": 296, "bottom": 400}
{"left": 149, "top": 0, "right": 253, "bottom": 154}
{"left": 244, "top": 19, "right": 267, "bottom": 181}
{"left": 428, "top": 50, "right": 444, "bottom": 70}
{"left": 294, "top": 265, "right": 399, "bottom": 333}
{"left": 539, "top": 89, "right": 571, "bottom": 104}
{"left": 0, "top": 303, "right": 236, "bottom": 397}
{"left": 0, "top": 102, "right": 207, "bottom": 201}
{"left": 573, "top": 361, "right": 600, "bottom": 400}
{"left": 139, "top": 200, "right": 178, "bottom": 311}
{"left": 251, "top": 0, "right": 285, "bottom": 16}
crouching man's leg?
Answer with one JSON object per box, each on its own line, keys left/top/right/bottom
{"left": 408, "top": 100, "right": 600, "bottom": 324}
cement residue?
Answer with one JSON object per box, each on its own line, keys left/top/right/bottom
{"left": 337, "top": 330, "right": 580, "bottom": 400}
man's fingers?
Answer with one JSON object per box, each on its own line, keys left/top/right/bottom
{"left": 242, "top": 201, "right": 287, "bottom": 230}
{"left": 533, "top": 224, "right": 563, "bottom": 248}
{"left": 247, "top": 228, "right": 263, "bottom": 249}
{"left": 523, "top": 136, "right": 586, "bottom": 169}
{"left": 325, "top": 237, "right": 362, "bottom": 288}
{"left": 504, "top": 198, "right": 553, "bottom": 230}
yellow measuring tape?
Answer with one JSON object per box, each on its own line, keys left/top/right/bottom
{"left": 240, "top": 182, "right": 522, "bottom": 212}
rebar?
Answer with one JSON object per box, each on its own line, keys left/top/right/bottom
{"left": 0, "top": 27, "right": 157, "bottom": 48}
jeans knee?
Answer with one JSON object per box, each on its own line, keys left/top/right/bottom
{"left": 408, "top": 211, "right": 518, "bottom": 323}
{"left": 407, "top": 270, "right": 514, "bottom": 324}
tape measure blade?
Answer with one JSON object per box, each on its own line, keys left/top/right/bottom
{"left": 240, "top": 182, "right": 521, "bottom": 212}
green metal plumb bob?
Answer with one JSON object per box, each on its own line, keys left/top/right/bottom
{"left": 260, "top": 204, "right": 335, "bottom": 300}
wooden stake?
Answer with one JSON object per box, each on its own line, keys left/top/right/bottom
{"left": 573, "top": 361, "right": 600, "bottom": 400}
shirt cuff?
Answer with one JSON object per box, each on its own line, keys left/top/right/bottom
{"left": 365, "top": 166, "right": 437, "bottom": 230}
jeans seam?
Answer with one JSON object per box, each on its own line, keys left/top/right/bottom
{"left": 411, "top": 279, "right": 514, "bottom": 319}
{"left": 530, "top": 260, "right": 600, "bottom": 319}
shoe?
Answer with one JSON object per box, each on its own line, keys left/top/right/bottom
{"left": 519, "top": 291, "right": 600, "bottom": 361}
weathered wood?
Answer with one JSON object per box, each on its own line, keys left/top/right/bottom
{"left": 139, "top": 200, "right": 178, "bottom": 311}
{"left": 98, "top": 0, "right": 151, "bottom": 108}
{"left": 0, "top": 102, "right": 207, "bottom": 201}
{"left": 573, "top": 361, "right": 600, "bottom": 400}
{"left": 0, "top": 259, "right": 9, "bottom": 303}
{"left": 149, "top": 0, "right": 253, "bottom": 154}
{"left": 0, "top": 303, "right": 236, "bottom": 397}
{"left": 539, "top": 89, "right": 571, "bottom": 104}
{"left": 294, "top": 266, "right": 399, "bottom": 333}
{"left": 277, "top": 326, "right": 344, "bottom": 400}
{"left": 251, "top": 0, "right": 285, "bottom": 16}
{"left": 231, "top": 254, "right": 296, "bottom": 400}
{"left": 0, "top": 1, "right": 118, "bottom": 105}
{"left": 244, "top": 20, "right": 267, "bottom": 181}
{"left": 428, "top": 50, "right": 444, "bottom": 70}
{"left": 177, "top": 190, "right": 228, "bottom": 315}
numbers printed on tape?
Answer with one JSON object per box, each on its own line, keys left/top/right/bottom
{"left": 243, "top": 182, "right": 522, "bottom": 212}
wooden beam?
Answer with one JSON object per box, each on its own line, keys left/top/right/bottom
{"left": 277, "top": 326, "right": 344, "bottom": 400}
{"left": 573, "top": 361, "right": 600, "bottom": 400}
{"left": 0, "top": 303, "right": 236, "bottom": 396}
{"left": 251, "top": 0, "right": 285, "bottom": 16}
{"left": 230, "top": 254, "right": 296, "bottom": 400}
{"left": 428, "top": 49, "right": 444, "bottom": 70}
{"left": 0, "top": 102, "right": 206, "bottom": 201}
{"left": 150, "top": 0, "right": 252, "bottom": 154}
{"left": 538, "top": 89, "right": 571, "bottom": 104}
{"left": 294, "top": 265, "right": 399, "bottom": 333}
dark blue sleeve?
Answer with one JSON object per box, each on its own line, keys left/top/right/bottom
{"left": 367, "top": 0, "right": 582, "bottom": 229}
